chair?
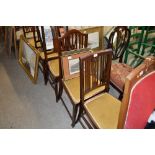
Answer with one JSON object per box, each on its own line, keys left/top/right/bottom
{"left": 124, "top": 26, "right": 145, "bottom": 65}
{"left": 80, "top": 56, "right": 155, "bottom": 128}
{"left": 62, "top": 49, "right": 112, "bottom": 127}
{"left": 107, "top": 26, "right": 131, "bottom": 99}
{"left": 34, "top": 26, "right": 68, "bottom": 86}
{"left": 140, "top": 26, "right": 155, "bottom": 56}
{"left": 52, "top": 29, "right": 88, "bottom": 125}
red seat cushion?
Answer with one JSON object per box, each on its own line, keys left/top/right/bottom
{"left": 110, "top": 63, "right": 133, "bottom": 91}
{"left": 125, "top": 71, "right": 155, "bottom": 129}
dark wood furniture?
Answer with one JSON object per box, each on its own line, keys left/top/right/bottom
{"left": 62, "top": 49, "right": 112, "bottom": 127}
{"left": 53, "top": 29, "right": 88, "bottom": 125}
{"left": 107, "top": 26, "right": 131, "bottom": 99}
{"left": 81, "top": 56, "right": 155, "bottom": 128}
{"left": 33, "top": 26, "right": 68, "bottom": 86}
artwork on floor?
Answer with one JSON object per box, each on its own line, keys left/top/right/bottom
{"left": 18, "top": 35, "right": 40, "bottom": 83}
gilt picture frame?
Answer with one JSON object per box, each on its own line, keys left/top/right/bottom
{"left": 18, "top": 35, "right": 40, "bottom": 83}
{"left": 80, "top": 26, "right": 104, "bottom": 51}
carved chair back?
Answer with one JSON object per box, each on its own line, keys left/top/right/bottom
{"left": 108, "top": 26, "right": 131, "bottom": 62}
{"left": 54, "top": 29, "right": 88, "bottom": 78}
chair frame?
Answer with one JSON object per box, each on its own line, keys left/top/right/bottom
{"left": 78, "top": 49, "right": 112, "bottom": 128}
{"left": 118, "top": 56, "right": 155, "bottom": 128}
{"left": 80, "top": 56, "right": 155, "bottom": 128}
{"left": 108, "top": 26, "right": 131, "bottom": 99}
{"left": 55, "top": 29, "right": 89, "bottom": 126}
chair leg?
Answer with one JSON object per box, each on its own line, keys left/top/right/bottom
{"left": 71, "top": 104, "right": 78, "bottom": 127}
{"left": 118, "top": 92, "right": 123, "bottom": 100}
{"left": 57, "top": 80, "right": 63, "bottom": 101}
{"left": 43, "top": 62, "right": 49, "bottom": 85}
{"left": 76, "top": 104, "right": 83, "bottom": 123}
{"left": 55, "top": 82, "right": 59, "bottom": 102}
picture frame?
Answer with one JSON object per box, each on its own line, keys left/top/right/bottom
{"left": 18, "top": 35, "right": 40, "bottom": 83}
{"left": 61, "top": 49, "right": 91, "bottom": 80}
{"left": 80, "top": 26, "right": 104, "bottom": 51}
{"left": 38, "top": 26, "right": 54, "bottom": 51}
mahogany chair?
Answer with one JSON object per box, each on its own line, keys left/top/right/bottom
{"left": 62, "top": 49, "right": 112, "bottom": 127}
{"left": 34, "top": 26, "right": 68, "bottom": 85}
{"left": 80, "top": 56, "right": 155, "bottom": 128}
{"left": 107, "top": 26, "right": 132, "bottom": 99}
{"left": 51, "top": 29, "right": 88, "bottom": 125}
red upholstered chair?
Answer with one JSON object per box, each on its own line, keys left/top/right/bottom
{"left": 118, "top": 56, "right": 155, "bottom": 128}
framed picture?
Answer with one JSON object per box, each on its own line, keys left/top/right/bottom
{"left": 38, "top": 26, "right": 53, "bottom": 51}
{"left": 80, "top": 26, "right": 104, "bottom": 51}
{"left": 18, "top": 35, "right": 40, "bottom": 83}
{"left": 61, "top": 49, "right": 91, "bottom": 80}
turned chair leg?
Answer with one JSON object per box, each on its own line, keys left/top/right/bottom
{"left": 71, "top": 104, "right": 78, "bottom": 127}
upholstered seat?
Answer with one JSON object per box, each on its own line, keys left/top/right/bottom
{"left": 63, "top": 76, "right": 106, "bottom": 104}
{"left": 48, "top": 58, "right": 59, "bottom": 77}
{"left": 110, "top": 63, "right": 134, "bottom": 91}
{"left": 40, "top": 51, "right": 58, "bottom": 60}
{"left": 84, "top": 93, "right": 121, "bottom": 128}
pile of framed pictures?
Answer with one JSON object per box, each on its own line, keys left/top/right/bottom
{"left": 18, "top": 35, "right": 40, "bottom": 83}
{"left": 61, "top": 48, "right": 91, "bottom": 80}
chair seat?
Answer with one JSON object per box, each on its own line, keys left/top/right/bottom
{"left": 40, "top": 51, "right": 58, "bottom": 60}
{"left": 110, "top": 63, "right": 134, "bottom": 91}
{"left": 63, "top": 76, "right": 105, "bottom": 104}
{"left": 48, "top": 58, "right": 59, "bottom": 77}
{"left": 84, "top": 93, "right": 121, "bottom": 128}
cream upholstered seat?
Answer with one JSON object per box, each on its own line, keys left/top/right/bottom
{"left": 40, "top": 51, "right": 58, "bottom": 60}
{"left": 63, "top": 76, "right": 106, "bottom": 104}
{"left": 48, "top": 58, "right": 59, "bottom": 77}
{"left": 84, "top": 93, "right": 121, "bottom": 128}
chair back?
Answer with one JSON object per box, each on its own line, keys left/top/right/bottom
{"left": 23, "top": 26, "right": 35, "bottom": 39}
{"left": 108, "top": 26, "right": 131, "bottom": 62}
{"left": 54, "top": 29, "right": 88, "bottom": 78}
{"left": 118, "top": 56, "right": 155, "bottom": 128}
{"left": 79, "top": 49, "right": 112, "bottom": 103}
{"left": 51, "top": 26, "right": 68, "bottom": 37}
{"left": 54, "top": 29, "right": 88, "bottom": 52}
{"left": 141, "top": 26, "right": 155, "bottom": 55}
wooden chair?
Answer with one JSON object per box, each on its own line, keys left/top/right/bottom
{"left": 51, "top": 29, "right": 88, "bottom": 125}
{"left": 80, "top": 56, "right": 155, "bottom": 128}
{"left": 62, "top": 49, "right": 112, "bottom": 127}
{"left": 107, "top": 26, "right": 131, "bottom": 99}
{"left": 124, "top": 26, "right": 145, "bottom": 64}
{"left": 33, "top": 26, "right": 68, "bottom": 86}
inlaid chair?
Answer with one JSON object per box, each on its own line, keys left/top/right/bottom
{"left": 108, "top": 26, "right": 131, "bottom": 99}
{"left": 80, "top": 56, "right": 155, "bottom": 128}
{"left": 44, "top": 29, "right": 88, "bottom": 103}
